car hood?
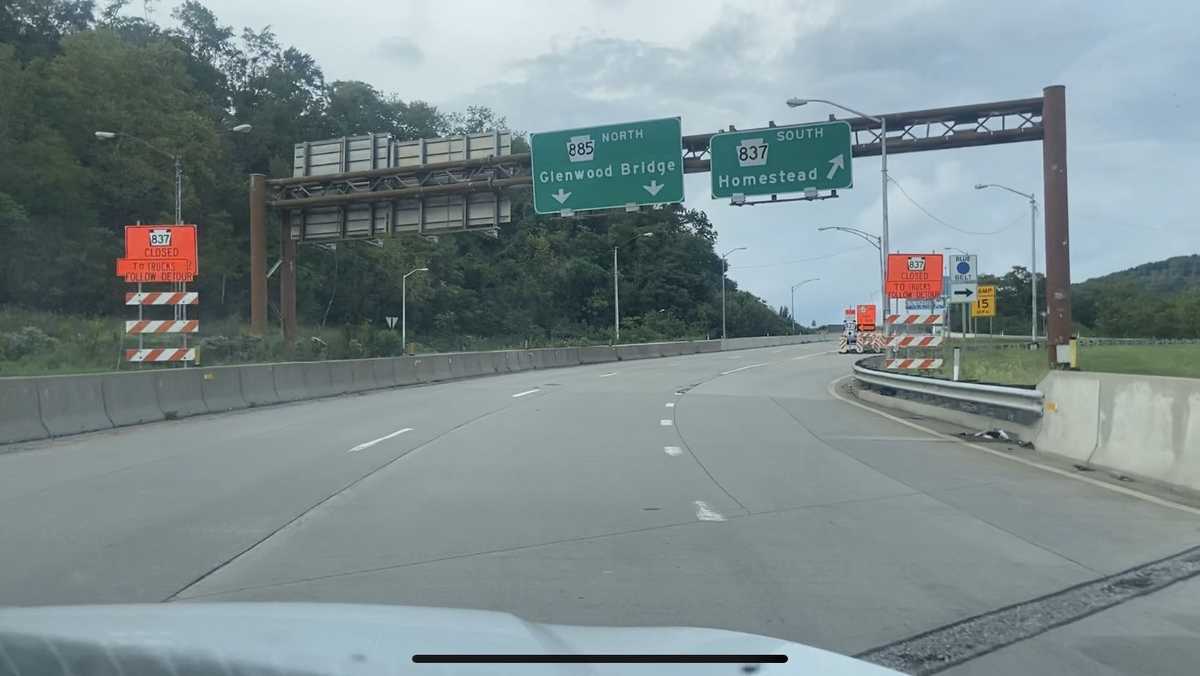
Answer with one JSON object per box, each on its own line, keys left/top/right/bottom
{"left": 0, "top": 603, "right": 898, "bottom": 675}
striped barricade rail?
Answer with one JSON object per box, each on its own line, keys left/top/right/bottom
{"left": 125, "top": 320, "right": 199, "bottom": 334}
{"left": 126, "top": 292, "right": 199, "bottom": 305}
{"left": 884, "top": 358, "right": 943, "bottom": 369}
{"left": 125, "top": 348, "right": 197, "bottom": 363}
{"left": 887, "top": 335, "right": 944, "bottom": 349}
{"left": 886, "top": 313, "right": 944, "bottom": 326}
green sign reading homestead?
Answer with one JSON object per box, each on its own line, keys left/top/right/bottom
{"left": 531, "top": 117, "right": 684, "bottom": 215}
{"left": 709, "top": 121, "right": 853, "bottom": 199}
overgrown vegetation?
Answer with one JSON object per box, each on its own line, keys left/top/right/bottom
{"left": 0, "top": 1, "right": 801, "bottom": 376}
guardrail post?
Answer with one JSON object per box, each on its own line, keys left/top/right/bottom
{"left": 952, "top": 347, "right": 961, "bottom": 381}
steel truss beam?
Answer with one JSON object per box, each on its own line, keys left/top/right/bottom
{"left": 267, "top": 97, "right": 1043, "bottom": 211}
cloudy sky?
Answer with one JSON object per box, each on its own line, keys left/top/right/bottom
{"left": 187, "top": 0, "right": 1198, "bottom": 326}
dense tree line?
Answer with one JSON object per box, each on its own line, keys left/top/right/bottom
{"left": 963, "top": 256, "right": 1200, "bottom": 339}
{"left": 0, "top": 0, "right": 797, "bottom": 353}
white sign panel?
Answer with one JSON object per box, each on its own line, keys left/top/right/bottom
{"left": 950, "top": 281, "right": 978, "bottom": 304}
{"left": 950, "top": 254, "right": 978, "bottom": 283}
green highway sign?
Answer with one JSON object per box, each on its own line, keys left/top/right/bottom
{"left": 530, "top": 117, "right": 684, "bottom": 215}
{"left": 709, "top": 121, "right": 853, "bottom": 199}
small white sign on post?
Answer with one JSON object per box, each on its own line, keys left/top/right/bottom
{"left": 386, "top": 316, "right": 398, "bottom": 329}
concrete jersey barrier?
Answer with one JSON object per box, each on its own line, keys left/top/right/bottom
{"left": 4, "top": 335, "right": 836, "bottom": 446}
{"left": 1029, "top": 371, "right": 1200, "bottom": 494}
{"left": 36, "top": 374, "right": 113, "bottom": 437}
{"left": 101, "top": 372, "right": 163, "bottom": 427}
{"left": 200, "top": 367, "right": 248, "bottom": 413}
{"left": 0, "top": 378, "right": 49, "bottom": 443}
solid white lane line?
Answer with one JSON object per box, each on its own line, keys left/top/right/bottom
{"left": 599, "top": 372, "right": 618, "bottom": 378}
{"left": 694, "top": 500, "right": 726, "bottom": 522}
{"left": 720, "top": 362, "right": 767, "bottom": 375}
{"left": 512, "top": 388, "right": 541, "bottom": 398}
{"left": 664, "top": 446, "right": 683, "bottom": 456}
{"left": 826, "top": 375, "right": 1200, "bottom": 517}
{"left": 347, "top": 428, "right": 413, "bottom": 453}
{"left": 665, "top": 402, "right": 675, "bottom": 408}
{"left": 660, "top": 419, "right": 673, "bottom": 426}
{"left": 792, "top": 352, "right": 830, "bottom": 361}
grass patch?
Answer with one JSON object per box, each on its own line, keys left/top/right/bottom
{"left": 1078, "top": 343, "right": 1200, "bottom": 379}
{"left": 885, "top": 338, "right": 1200, "bottom": 385}
{"left": 927, "top": 339, "right": 1049, "bottom": 386}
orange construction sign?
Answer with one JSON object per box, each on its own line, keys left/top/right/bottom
{"left": 856, "top": 304, "right": 877, "bottom": 332}
{"left": 116, "top": 225, "right": 198, "bottom": 282}
{"left": 886, "top": 253, "right": 943, "bottom": 299}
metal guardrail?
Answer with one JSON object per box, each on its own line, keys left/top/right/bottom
{"left": 852, "top": 358, "right": 1045, "bottom": 415}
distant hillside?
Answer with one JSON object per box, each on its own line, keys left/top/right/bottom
{"left": 1072, "top": 255, "right": 1200, "bottom": 337}
{"left": 1074, "top": 255, "right": 1200, "bottom": 296}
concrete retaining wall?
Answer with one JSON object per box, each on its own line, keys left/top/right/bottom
{"left": 0, "top": 378, "right": 49, "bottom": 443}
{"left": 3, "top": 336, "right": 836, "bottom": 446}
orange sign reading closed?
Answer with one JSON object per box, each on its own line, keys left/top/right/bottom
{"left": 886, "top": 253, "right": 943, "bottom": 299}
{"left": 856, "top": 304, "right": 877, "bottom": 331}
{"left": 116, "top": 225, "right": 198, "bottom": 282}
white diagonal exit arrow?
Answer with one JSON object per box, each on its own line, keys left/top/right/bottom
{"left": 551, "top": 188, "right": 571, "bottom": 204}
{"left": 643, "top": 180, "right": 664, "bottom": 197}
{"left": 826, "top": 154, "right": 845, "bottom": 180}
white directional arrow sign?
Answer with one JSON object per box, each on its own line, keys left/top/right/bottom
{"left": 551, "top": 188, "right": 572, "bottom": 204}
{"left": 643, "top": 180, "right": 664, "bottom": 196}
{"left": 385, "top": 316, "right": 398, "bottom": 329}
{"left": 826, "top": 154, "right": 845, "bottom": 180}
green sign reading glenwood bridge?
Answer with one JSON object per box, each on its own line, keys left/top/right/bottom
{"left": 709, "top": 121, "right": 853, "bottom": 199}
{"left": 531, "top": 117, "right": 684, "bottom": 215}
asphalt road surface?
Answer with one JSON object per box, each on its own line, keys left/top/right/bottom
{"left": 2, "top": 342, "right": 1198, "bottom": 674}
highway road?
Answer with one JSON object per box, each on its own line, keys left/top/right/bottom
{"left": 2, "top": 342, "right": 1199, "bottom": 674}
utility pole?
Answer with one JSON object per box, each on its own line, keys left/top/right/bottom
{"left": 1042, "top": 85, "right": 1072, "bottom": 364}
{"left": 720, "top": 246, "right": 747, "bottom": 341}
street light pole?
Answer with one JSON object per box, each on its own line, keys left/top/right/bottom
{"left": 613, "top": 231, "right": 654, "bottom": 344}
{"left": 790, "top": 278, "right": 819, "bottom": 334}
{"left": 976, "top": 183, "right": 1039, "bottom": 341}
{"left": 788, "top": 98, "right": 888, "bottom": 327}
{"left": 402, "top": 267, "right": 428, "bottom": 354}
{"left": 720, "top": 246, "right": 747, "bottom": 341}
{"left": 95, "top": 125, "right": 251, "bottom": 225}
{"left": 818, "top": 225, "right": 883, "bottom": 309}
